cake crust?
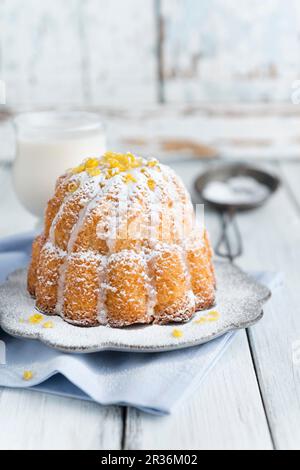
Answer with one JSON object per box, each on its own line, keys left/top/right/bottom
{"left": 28, "top": 152, "right": 216, "bottom": 328}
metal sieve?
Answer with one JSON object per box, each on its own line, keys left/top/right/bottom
{"left": 194, "top": 163, "right": 281, "bottom": 262}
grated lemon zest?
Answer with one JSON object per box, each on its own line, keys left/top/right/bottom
{"left": 28, "top": 314, "right": 43, "bottom": 324}
{"left": 172, "top": 328, "right": 183, "bottom": 338}
{"left": 23, "top": 370, "right": 34, "bottom": 381}
{"left": 43, "top": 321, "right": 54, "bottom": 329}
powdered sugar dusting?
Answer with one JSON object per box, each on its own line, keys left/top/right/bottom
{"left": 30, "top": 153, "right": 215, "bottom": 327}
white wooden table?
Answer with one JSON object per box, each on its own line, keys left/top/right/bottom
{"left": 1, "top": 105, "right": 300, "bottom": 450}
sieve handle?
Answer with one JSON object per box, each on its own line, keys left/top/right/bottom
{"left": 215, "top": 210, "right": 243, "bottom": 263}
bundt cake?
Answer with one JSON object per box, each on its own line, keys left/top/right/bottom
{"left": 28, "top": 151, "right": 216, "bottom": 327}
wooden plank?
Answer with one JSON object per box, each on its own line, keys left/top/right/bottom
{"left": 125, "top": 332, "right": 273, "bottom": 450}
{"left": 92, "top": 103, "right": 300, "bottom": 163}
{"left": 0, "top": 0, "right": 159, "bottom": 106}
{"left": 80, "top": 0, "right": 158, "bottom": 105}
{"left": 124, "top": 160, "right": 273, "bottom": 450}
{"left": 160, "top": 0, "right": 300, "bottom": 103}
{"left": 3, "top": 103, "right": 300, "bottom": 163}
{"left": 104, "top": 103, "right": 300, "bottom": 162}
{"left": 0, "top": 388, "right": 122, "bottom": 450}
{"left": 233, "top": 162, "right": 300, "bottom": 449}
{"left": 0, "top": 0, "right": 85, "bottom": 106}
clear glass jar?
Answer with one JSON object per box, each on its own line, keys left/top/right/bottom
{"left": 13, "top": 111, "right": 106, "bottom": 217}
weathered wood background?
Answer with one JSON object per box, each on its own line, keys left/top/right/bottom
{"left": 1, "top": 0, "right": 300, "bottom": 106}
{"left": 1, "top": 1, "right": 300, "bottom": 163}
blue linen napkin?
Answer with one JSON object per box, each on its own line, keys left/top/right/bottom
{"left": 0, "top": 232, "right": 278, "bottom": 415}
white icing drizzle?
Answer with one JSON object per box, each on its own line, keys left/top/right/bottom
{"left": 44, "top": 154, "right": 209, "bottom": 325}
{"left": 55, "top": 179, "right": 105, "bottom": 315}
{"left": 134, "top": 167, "right": 164, "bottom": 317}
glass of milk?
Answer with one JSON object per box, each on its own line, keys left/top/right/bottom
{"left": 13, "top": 111, "right": 106, "bottom": 218}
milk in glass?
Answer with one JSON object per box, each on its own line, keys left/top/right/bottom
{"left": 13, "top": 112, "right": 106, "bottom": 217}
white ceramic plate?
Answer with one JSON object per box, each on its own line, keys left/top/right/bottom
{"left": 0, "top": 261, "right": 270, "bottom": 353}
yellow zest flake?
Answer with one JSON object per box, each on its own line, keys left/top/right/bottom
{"left": 208, "top": 310, "right": 220, "bottom": 318}
{"left": 85, "top": 158, "right": 99, "bottom": 169}
{"left": 107, "top": 158, "right": 122, "bottom": 169}
{"left": 102, "top": 151, "right": 143, "bottom": 173}
{"left": 71, "top": 164, "right": 85, "bottom": 174}
{"left": 86, "top": 167, "right": 101, "bottom": 177}
{"left": 127, "top": 152, "right": 138, "bottom": 163}
{"left": 194, "top": 317, "right": 207, "bottom": 325}
{"left": 103, "top": 151, "right": 119, "bottom": 160}
{"left": 147, "top": 159, "right": 158, "bottom": 167}
{"left": 23, "top": 370, "right": 34, "bottom": 381}
{"left": 28, "top": 314, "right": 43, "bottom": 324}
{"left": 105, "top": 167, "right": 120, "bottom": 179}
{"left": 147, "top": 178, "right": 156, "bottom": 191}
{"left": 194, "top": 310, "right": 221, "bottom": 325}
{"left": 67, "top": 181, "right": 80, "bottom": 193}
{"left": 207, "top": 310, "right": 221, "bottom": 322}
{"left": 172, "top": 328, "right": 183, "bottom": 339}
{"left": 43, "top": 321, "right": 54, "bottom": 329}
{"left": 123, "top": 173, "right": 137, "bottom": 184}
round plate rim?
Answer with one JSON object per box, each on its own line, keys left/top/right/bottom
{"left": 0, "top": 261, "right": 271, "bottom": 354}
